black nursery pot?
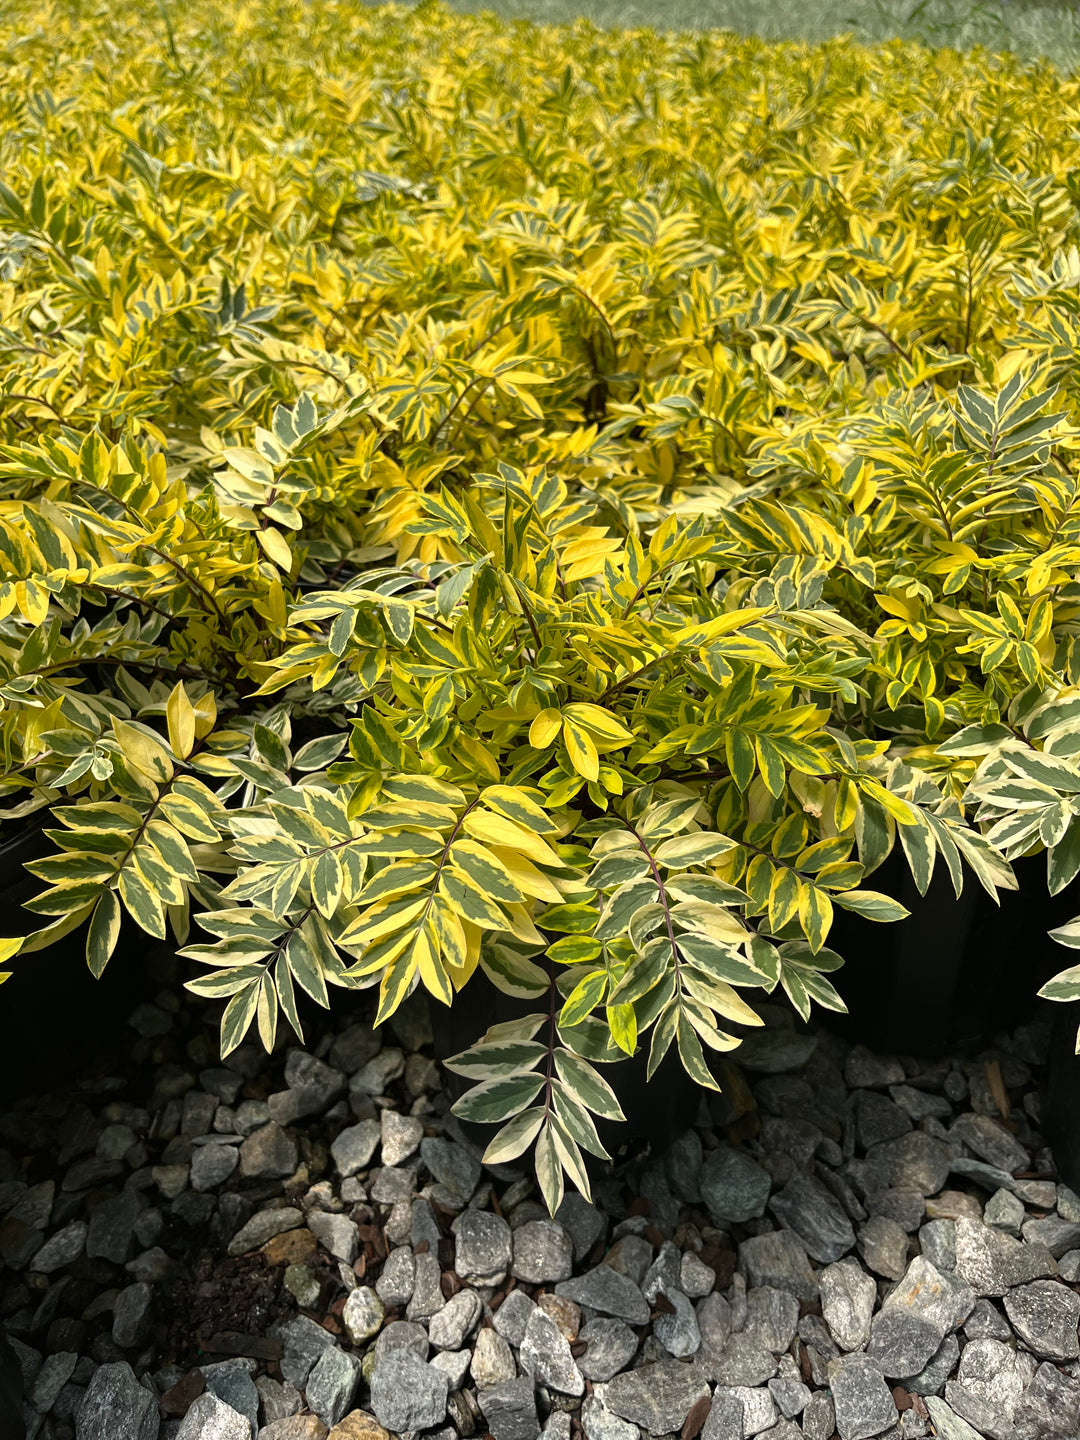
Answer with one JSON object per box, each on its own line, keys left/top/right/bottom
{"left": 0, "top": 819, "right": 175, "bottom": 1099}
{"left": 1044, "top": 1004, "right": 1080, "bottom": 1193}
{"left": 429, "top": 970, "right": 698, "bottom": 1163}
{"left": 824, "top": 848, "right": 1080, "bottom": 1054}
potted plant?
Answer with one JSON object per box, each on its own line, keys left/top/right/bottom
{"left": 5, "top": 18, "right": 1080, "bottom": 1214}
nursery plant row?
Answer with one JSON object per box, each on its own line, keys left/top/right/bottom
{"left": 3, "top": 0, "right": 1080, "bottom": 1206}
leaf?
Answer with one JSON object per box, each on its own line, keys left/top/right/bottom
{"left": 483, "top": 1107, "right": 545, "bottom": 1165}
{"left": 86, "top": 890, "right": 122, "bottom": 978}
{"left": 529, "top": 709, "right": 563, "bottom": 749}
{"left": 834, "top": 889, "right": 911, "bottom": 923}
{"left": 654, "top": 832, "right": 736, "bottom": 869}
{"left": 554, "top": 1048, "right": 625, "bottom": 1121}
{"left": 220, "top": 980, "right": 260, "bottom": 1057}
{"left": 166, "top": 683, "right": 197, "bottom": 760}
{"left": 559, "top": 969, "right": 608, "bottom": 1026}
{"left": 563, "top": 715, "right": 600, "bottom": 782}
{"left": 452, "top": 1073, "right": 546, "bottom": 1124}
{"left": 534, "top": 1121, "right": 565, "bottom": 1216}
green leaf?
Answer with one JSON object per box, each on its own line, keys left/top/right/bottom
{"left": 445, "top": 1039, "right": 547, "bottom": 1078}
{"left": 559, "top": 969, "right": 608, "bottom": 1027}
{"left": 220, "top": 980, "right": 261, "bottom": 1057}
{"left": 482, "top": 1106, "right": 545, "bottom": 1164}
{"left": 833, "top": 889, "right": 910, "bottom": 923}
{"left": 554, "top": 1048, "right": 625, "bottom": 1121}
{"left": 86, "top": 890, "right": 122, "bottom": 978}
{"left": 452, "top": 1073, "right": 546, "bottom": 1124}
{"left": 1038, "top": 964, "right": 1080, "bottom": 1001}
{"left": 534, "top": 1121, "right": 564, "bottom": 1216}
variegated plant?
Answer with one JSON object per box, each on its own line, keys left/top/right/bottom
{"left": 6, "top": 0, "right": 1080, "bottom": 1208}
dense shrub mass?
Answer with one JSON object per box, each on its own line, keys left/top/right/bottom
{"left": 7, "top": 0, "right": 1080, "bottom": 1204}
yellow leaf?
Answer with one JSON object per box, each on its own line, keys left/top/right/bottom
{"left": 257, "top": 525, "right": 293, "bottom": 570}
{"left": 562, "top": 716, "right": 599, "bottom": 782}
{"left": 562, "top": 703, "right": 635, "bottom": 747}
{"left": 529, "top": 709, "right": 563, "bottom": 749}
{"left": 462, "top": 811, "right": 563, "bottom": 868}
{"left": 166, "top": 682, "right": 196, "bottom": 759}
{"left": 113, "top": 719, "right": 174, "bottom": 784}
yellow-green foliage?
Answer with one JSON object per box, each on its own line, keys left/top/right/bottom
{"left": 8, "top": 0, "right": 1080, "bottom": 1206}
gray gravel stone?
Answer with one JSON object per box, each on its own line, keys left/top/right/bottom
{"left": 330, "top": 1120, "right": 380, "bottom": 1177}
{"left": 202, "top": 1360, "right": 258, "bottom": 1437}
{"left": 307, "top": 1211, "right": 358, "bottom": 1265}
{"left": 919, "top": 1218, "right": 957, "bottom": 1273}
{"left": 342, "top": 1286, "right": 384, "bottom": 1345}
{"left": 963, "top": 1297, "right": 1013, "bottom": 1341}
{"left": 238, "top": 1124, "right": 297, "bottom": 1180}
{"left": 555, "top": 1193, "right": 607, "bottom": 1263}
{"left": 407, "top": 1251, "right": 445, "bottom": 1320}
{"left": 454, "top": 1208, "right": 512, "bottom": 1286}
{"left": 770, "top": 1175, "right": 856, "bottom": 1263}
{"left": 853, "top": 1091, "right": 912, "bottom": 1149}
{"left": 369, "top": 1351, "right": 449, "bottom": 1431}
{"left": 429, "top": 1289, "right": 482, "bottom": 1351}
{"left": 227, "top": 1208, "right": 302, "bottom": 1257}
{"left": 602, "top": 1360, "right": 710, "bottom": 1433}
{"left": 30, "top": 1220, "right": 87, "bottom": 1273}
{"left": 86, "top": 1191, "right": 141, "bottom": 1264}
{"left": 714, "top": 1385, "right": 778, "bottom": 1436}
{"left": 707, "top": 1333, "right": 778, "bottom": 1387}
{"left": 275, "top": 1315, "right": 338, "bottom": 1389}
{"left": 828, "top": 1353, "right": 897, "bottom": 1440}
{"left": 737, "top": 1031, "right": 818, "bottom": 1072}
{"left": 381, "top": 1110, "right": 423, "bottom": 1167}
{"left": 744, "top": 1286, "right": 799, "bottom": 1353}
{"left": 520, "top": 1307, "right": 584, "bottom": 1395}
{"left": 954, "top": 1216, "right": 1057, "bottom": 1296}
{"left": 702, "top": 1393, "right": 743, "bottom": 1440}
{"left": 579, "top": 1318, "right": 638, "bottom": 1382}
{"left": 846, "top": 1047, "right": 905, "bottom": 1088}
{"left": 478, "top": 1376, "right": 540, "bottom": 1440}
{"left": 75, "top": 1361, "right": 159, "bottom": 1440}
{"left": 375, "top": 1246, "right": 415, "bottom": 1306}
{"left": 907, "top": 1332, "right": 959, "bottom": 1397}
{"left": 431, "top": 1348, "right": 471, "bottom": 1392}
{"left": 858, "top": 1132, "right": 952, "bottom": 1198}
{"left": 420, "top": 1138, "right": 480, "bottom": 1204}
{"left": 556, "top": 1264, "right": 650, "bottom": 1324}
{"left": 983, "top": 1187, "right": 1024, "bottom": 1238}
{"left": 190, "top": 1142, "right": 240, "bottom": 1193}
{"left": 1020, "top": 1214, "right": 1080, "bottom": 1257}
{"left": 738, "top": 1228, "right": 819, "bottom": 1302}
{"left": 32, "top": 1351, "right": 78, "bottom": 1414}
{"left": 493, "top": 1288, "right": 537, "bottom": 1347}
{"left": 949, "top": 1114, "right": 1029, "bottom": 1175}
{"left": 112, "top": 1281, "right": 153, "bottom": 1348}
{"left": 820, "top": 1258, "right": 877, "bottom": 1352}
{"left": 1002, "top": 1278, "right": 1080, "bottom": 1361}
{"left": 680, "top": 1252, "right": 715, "bottom": 1298}
{"left": 769, "top": 1354, "right": 812, "bottom": 1418}
{"left": 700, "top": 1144, "right": 772, "bottom": 1224}
{"left": 924, "top": 1397, "right": 984, "bottom": 1440}
{"left": 176, "top": 1392, "right": 249, "bottom": 1439}
{"left": 372, "top": 1319, "right": 429, "bottom": 1365}
{"left": 857, "top": 1215, "right": 910, "bottom": 1280}
{"left": 949, "top": 1337, "right": 1038, "bottom": 1437}
{"left": 511, "top": 1218, "right": 572, "bottom": 1283}
{"left": 654, "top": 1286, "right": 701, "bottom": 1359}
{"left": 305, "top": 1347, "right": 361, "bottom": 1427}
{"left": 472, "top": 1327, "right": 517, "bottom": 1387}
{"left": 1013, "top": 1359, "right": 1080, "bottom": 1439}
{"left": 581, "top": 1394, "right": 639, "bottom": 1440}
{"left": 803, "top": 1392, "right": 837, "bottom": 1440}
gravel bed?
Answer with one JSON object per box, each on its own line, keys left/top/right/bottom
{"left": 1, "top": 984, "right": 1078, "bottom": 1440}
